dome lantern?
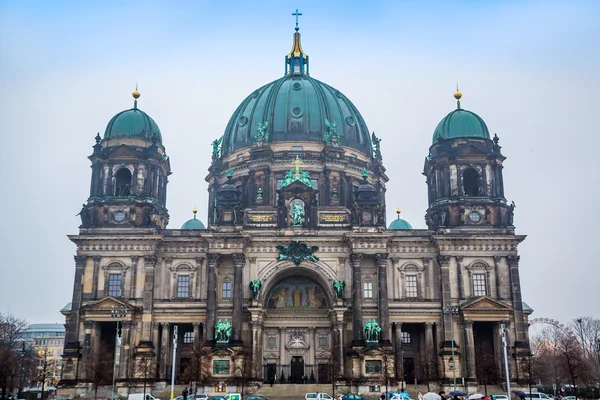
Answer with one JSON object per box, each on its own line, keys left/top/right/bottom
{"left": 388, "top": 209, "right": 412, "bottom": 230}
{"left": 285, "top": 9, "right": 309, "bottom": 76}
{"left": 181, "top": 208, "right": 206, "bottom": 230}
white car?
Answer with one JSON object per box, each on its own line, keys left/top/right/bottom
{"left": 524, "top": 394, "right": 551, "bottom": 400}
{"left": 306, "top": 394, "right": 334, "bottom": 400}
{"left": 391, "top": 395, "right": 412, "bottom": 400}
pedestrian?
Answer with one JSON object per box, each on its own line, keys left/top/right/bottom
{"left": 182, "top": 387, "right": 189, "bottom": 399}
{"left": 381, "top": 392, "right": 386, "bottom": 400}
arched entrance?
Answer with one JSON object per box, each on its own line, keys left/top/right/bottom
{"left": 259, "top": 266, "right": 335, "bottom": 384}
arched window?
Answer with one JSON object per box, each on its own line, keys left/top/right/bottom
{"left": 114, "top": 168, "right": 132, "bottom": 196}
{"left": 463, "top": 168, "right": 480, "bottom": 197}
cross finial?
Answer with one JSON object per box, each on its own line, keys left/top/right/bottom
{"left": 292, "top": 9, "right": 302, "bottom": 32}
{"left": 293, "top": 155, "right": 304, "bottom": 177}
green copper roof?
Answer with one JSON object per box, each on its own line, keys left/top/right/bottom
{"left": 181, "top": 214, "right": 205, "bottom": 229}
{"left": 104, "top": 104, "right": 162, "bottom": 144}
{"left": 221, "top": 74, "right": 372, "bottom": 156}
{"left": 388, "top": 216, "right": 412, "bottom": 230}
{"left": 432, "top": 94, "right": 490, "bottom": 143}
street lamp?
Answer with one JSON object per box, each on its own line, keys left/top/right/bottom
{"left": 501, "top": 322, "right": 511, "bottom": 397}
{"left": 111, "top": 306, "right": 127, "bottom": 400}
{"left": 443, "top": 305, "right": 459, "bottom": 391}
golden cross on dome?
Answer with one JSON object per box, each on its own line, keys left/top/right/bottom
{"left": 292, "top": 9, "right": 302, "bottom": 31}
{"left": 293, "top": 155, "right": 304, "bottom": 177}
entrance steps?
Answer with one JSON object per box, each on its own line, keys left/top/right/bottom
{"left": 255, "top": 384, "right": 336, "bottom": 397}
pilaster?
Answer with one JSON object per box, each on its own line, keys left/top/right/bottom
{"left": 232, "top": 253, "right": 245, "bottom": 343}
{"left": 376, "top": 253, "right": 390, "bottom": 344}
{"left": 206, "top": 254, "right": 220, "bottom": 342}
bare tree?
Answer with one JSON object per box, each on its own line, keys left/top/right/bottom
{"left": 422, "top": 354, "right": 438, "bottom": 392}
{"left": 571, "top": 317, "right": 600, "bottom": 383}
{"left": 179, "top": 341, "right": 212, "bottom": 395}
{"left": 0, "top": 313, "right": 31, "bottom": 399}
{"left": 135, "top": 355, "right": 155, "bottom": 399}
{"left": 232, "top": 353, "right": 259, "bottom": 399}
{"left": 476, "top": 354, "right": 500, "bottom": 396}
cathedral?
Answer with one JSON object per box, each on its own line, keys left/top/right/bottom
{"left": 60, "top": 17, "right": 532, "bottom": 394}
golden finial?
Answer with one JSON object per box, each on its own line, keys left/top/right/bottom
{"left": 396, "top": 208, "right": 401, "bottom": 219}
{"left": 454, "top": 83, "right": 462, "bottom": 100}
{"left": 132, "top": 83, "right": 140, "bottom": 99}
{"left": 193, "top": 207, "right": 198, "bottom": 215}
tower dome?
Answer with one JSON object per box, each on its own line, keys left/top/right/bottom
{"left": 181, "top": 208, "right": 206, "bottom": 230}
{"left": 388, "top": 209, "right": 412, "bottom": 230}
{"left": 220, "top": 29, "right": 372, "bottom": 156}
{"left": 432, "top": 91, "right": 489, "bottom": 143}
{"left": 104, "top": 89, "right": 163, "bottom": 144}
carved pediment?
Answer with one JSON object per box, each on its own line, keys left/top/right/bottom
{"left": 459, "top": 145, "right": 486, "bottom": 155}
{"left": 461, "top": 296, "right": 512, "bottom": 312}
{"left": 81, "top": 296, "right": 139, "bottom": 313}
{"left": 264, "top": 352, "right": 280, "bottom": 360}
{"left": 104, "top": 144, "right": 141, "bottom": 158}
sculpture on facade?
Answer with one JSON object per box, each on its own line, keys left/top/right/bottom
{"left": 211, "top": 137, "right": 223, "bottom": 160}
{"left": 255, "top": 121, "right": 270, "bottom": 144}
{"left": 291, "top": 201, "right": 305, "bottom": 226}
{"left": 276, "top": 241, "right": 319, "bottom": 265}
{"left": 507, "top": 200, "right": 516, "bottom": 226}
{"left": 332, "top": 280, "right": 346, "bottom": 299}
{"left": 249, "top": 280, "right": 262, "bottom": 299}
{"left": 371, "top": 132, "right": 382, "bottom": 159}
{"left": 323, "top": 119, "right": 341, "bottom": 145}
{"left": 364, "top": 319, "right": 381, "bottom": 342}
{"left": 281, "top": 157, "right": 314, "bottom": 189}
{"left": 215, "top": 319, "right": 232, "bottom": 343}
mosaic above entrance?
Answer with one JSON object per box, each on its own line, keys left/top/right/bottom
{"left": 266, "top": 276, "right": 327, "bottom": 310}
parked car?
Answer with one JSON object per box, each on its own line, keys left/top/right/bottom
{"left": 194, "top": 395, "right": 209, "bottom": 400}
{"left": 342, "top": 394, "right": 366, "bottom": 400}
{"left": 391, "top": 394, "right": 412, "bottom": 400}
{"left": 128, "top": 394, "right": 160, "bottom": 400}
{"left": 306, "top": 394, "right": 334, "bottom": 400}
{"left": 208, "top": 397, "right": 226, "bottom": 400}
{"left": 490, "top": 396, "right": 508, "bottom": 400}
{"left": 224, "top": 394, "right": 241, "bottom": 400}
{"left": 561, "top": 397, "right": 576, "bottom": 400}
{"left": 524, "top": 394, "right": 551, "bottom": 400}
{"left": 246, "top": 396, "right": 268, "bottom": 400}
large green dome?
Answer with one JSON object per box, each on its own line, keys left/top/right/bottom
{"left": 104, "top": 94, "right": 162, "bottom": 144}
{"left": 432, "top": 93, "right": 489, "bottom": 144}
{"left": 221, "top": 73, "right": 372, "bottom": 156}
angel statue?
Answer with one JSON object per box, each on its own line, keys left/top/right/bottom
{"left": 255, "top": 121, "right": 270, "bottom": 144}
{"left": 249, "top": 280, "right": 262, "bottom": 300}
{"left": 211, "top": 137, "right": 223, "bottom": 160}
{"left": 291, "top": 202, "right": 305, "bottom": 227}
{"left": 371, "top": 132, "right": 382, "bottom": 159}
{"left": 324, "top": 119, "right": 340, "bottom": 145}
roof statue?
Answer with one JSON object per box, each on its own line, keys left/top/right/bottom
{"left": 371, "top": 132, "right": 382, "bottom": 159}
{"left": 211, "top": 137, "right": 223, "bottom": 160}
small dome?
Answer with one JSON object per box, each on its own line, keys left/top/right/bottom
{"left": 388, "top": 210, "right": 412, "bottom": 230}
{"left": 104, "top": 91, "right": 162, "bottom": 144}
{"left": 432, "top": 93, "right": 489, "bottom": 144}
{"left": 181, "top": 210, "right": 205, "bottom": 230}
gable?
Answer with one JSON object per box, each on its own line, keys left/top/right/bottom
{"left": 81, "top": 296, "right": 138, "bottom": 314}
{"left": 104, "top": 144, "right": 141, "bottom": 158}
{"left": 458, "top": 145, "right": 486, "bottom": 156}
{"left": 461, "top": 296, "right": 512, "bottom": 311}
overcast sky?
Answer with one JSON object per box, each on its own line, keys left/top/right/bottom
{"left": 1, "top": 0, "right": 598, "bottom": 326}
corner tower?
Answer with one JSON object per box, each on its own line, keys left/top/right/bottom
{"left": 80, "top": 88, "right": 171, "bottom": 228}
{"left": 423, "top": 90, "right": 513, "bottom": 229}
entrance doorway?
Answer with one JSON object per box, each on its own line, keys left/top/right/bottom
{"left": 290, "top": 356, "right": 304, "bottom": 384}
{"left": 403, "top": 358, "right": 415, "bottom": 382}
{"left": 265, "top": 364, "right": 276, "bottom": 384}
{"left": 317, "top": 363, "right": 330, "bottom": 384}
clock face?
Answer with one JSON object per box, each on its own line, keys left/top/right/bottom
{"left": 468, "top": 211, "right": 481, "bottom": 223}
{"left": 113, "top": 210, "right": 126, "bottom": 222}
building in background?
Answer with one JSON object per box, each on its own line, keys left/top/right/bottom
{"left": 22, "top": 324, "right": 65, "bottom": 388}
{"left": 60, "top": 17, "right": 532, "bottom": 394}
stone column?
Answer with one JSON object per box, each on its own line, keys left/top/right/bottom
{"left": 119, "top": 321, "right": 133, "bottom": 379}
{"left": 193, "top": 322, "right": 201, "bottom": 344}
{"left": 279, "top": 327, "right": 287, "bottom": 366}
{"left": 394, "top": 322, "right": 403, "bottom": 380}
{"left": 141, "top": 255, "right": 157, "bottom": 342}
{"left": 308, "top": 327, "right": 315, "bottom": 365}
{"left": 160, "top": 323, "right": 170, "bottom": 379}
{"left": 464, "top": 320, "right": 476, "bottom": 379}
{"left": 130, "top": 256, "right": 139, "bottom": 299}
{"left": 232, "top": 253, "right": 246, "bottom": 343}
{"left": 65, "top": 255, "right": 86, "bottom": 348}
{"left": 336, "top": 322, "right": 345, "bottom": 375}
{"left": 508, "top": 256, "right": 527, "bottom": 342}
{"left": 425, "top": 322, "right": 434, "bottom": 362}
{"left": 80, "top": 320, "right": 94, "bottom": 379}
{"left": 206, "top": 254, "right": 220, "bottom": 341}
{"left": 92, "top": 255, "right": 101, "bottom": 299}
{"left": 194, "top": 257, "right": 203, "bottom": 299}
{"left": 456, "top": 256, "right": 464, "bottom": 299}
{"left": 438, "top": 256, "right": 453, "bottom": 341}
{"left": 376, "top": 253, "right": 390, "bottom": 343}
{"left": 350, "top": 253, "right": 364, "bottom": 344}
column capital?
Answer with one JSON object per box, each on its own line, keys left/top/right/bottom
{"left": 192, "top": 322, "right": 201, "bottom": 328}
{"left": 74, "top": 255, "right": 87, "bottom": 267}
{"left": 350, "top": 253, "right": 363, "bottom": 266}
{"left": 375, "top": 253, "right": 389, "bottom": 266}
{"left": 455, "top": 255, "right": 463, "bottom": 264}
{"left": 161, "top": 322, "right": 171, "bottom": 328}
{"left": 463, "top": 320, "right": 474, "bottom": 329}
{"left": 93, "top": 255, "right": 102, "bottom": 263}
{"left": 233, "top": 253, "right": 246, "bottom": 266}
{"left": 207, "top": 253, "right": 221, "bottom": 266}
{"left": 493, "top": 255, "right": 502, "bottom": 264}
{"left": 425, "top": 321, "right": 434, "bottom": 329}
{"left": 144, "top": 255, "right": 157, "bottom": 267}
{"left": 437, "top": 255, "right": 451, "bottom": 267}
{"left": 507, "top": 255, "right": 520, "bottom": 268}
{"left": 279, "top": 327, "right": 287, "bottom": 333}
{"left": 131, "top": 255, "right": 139, "bottom": 263}
{"left": 84, "top": 320, "right": 94, "bottom": 330}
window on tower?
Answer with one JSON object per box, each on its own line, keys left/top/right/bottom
{"left": 176, "top": 275, "right": 190, "bottom": 298}
{"left": 473, "top": 273, "right": 487, "bottom": 296}
{"left": 405, "top": 275, "right": 418, "bottom": 298}
{"left": 222, "top": 281, "right": 232, "bottom": 298}
{"left": 463, "top": 168, "right": 480, "bottom": 197}
{"left": 114, "top": 168, "right": 132, "bottom": 196}
{"left": 363, "top": 281, "right": 373, "bottom": 298}
{"left": 108, "top": 274, "right": 122, "bottom": 297}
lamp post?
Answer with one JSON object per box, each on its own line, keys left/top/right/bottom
{"left": 443, "top": 305, "right": 459, "bottom": 391}
{"left": 170, "top": 325, "right": 178, "bottom": 400}
{"left": 501, "top": 322, "right": 511, "bottom": 397}
{"left": 111, "top": 306, "right": 127, "bottom": 400}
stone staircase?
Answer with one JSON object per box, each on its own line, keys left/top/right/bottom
{"left": 255, "top": 384, "right": 337, "bottom": 398}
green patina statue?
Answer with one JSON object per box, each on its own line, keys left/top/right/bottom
{"left": 211, "top": 137, "right": 223, "bottom": 160}
{"left": 332, "top": 280, "right": 345, "bottom": 299}
{"left": 281, "top": 169, "right": 313, "bottom": 189}
{"left": 323, "top": 119, "right": 341, "bottom": 145}
{"left": 291, "top": 202, "right": 304, "bottom": 226}
{"left": 371, "top": 132, "right": 382, "bottom": 159}
{"left": 249, "top": 280, "right": 262, "bottom": 299}
{"left": 256, "top": 186, "right": 263, "bottom": 201}
{"left": 255, "top": 121, "right": 270, "bottom": 144}
{"left": 276, "top": 241, "right": 319, "bottom": 266}
{"left": 215, "top": 319, "right": 232, "bottom": 343}
{"left": 364, "top": 319, "right": 381, "bottom": 342}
